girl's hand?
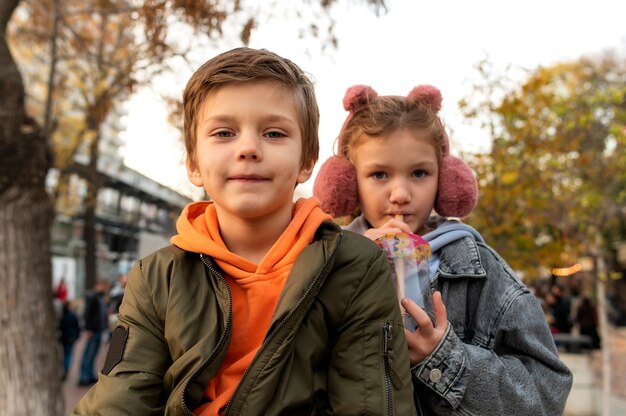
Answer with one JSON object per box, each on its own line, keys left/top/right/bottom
{"left": 363, "top": 217, "right": 413, "bottom": 241}
{"left": 401, "top": 291, "right": 448, "bottom": 366}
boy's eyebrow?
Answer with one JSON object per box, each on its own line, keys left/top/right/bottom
{"left": 201, "top": 114, "right": 297, "bottom": 126}
{"left": 260, "top": 114, "right": 298, "bottom": 126}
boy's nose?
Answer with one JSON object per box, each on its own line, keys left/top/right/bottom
{"left": 237, "top": 133, "right": 261, "bottom": 161}
{"left": 239, "top": 151, "right": 258, "bottom": 160}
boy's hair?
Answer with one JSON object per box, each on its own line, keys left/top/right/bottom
{"left": 183, "top": 47, "right": 319, "bottom": 169}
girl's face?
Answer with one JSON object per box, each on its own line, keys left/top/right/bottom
{"left": 351, "top": 128, "right": 439, "bottom": 235}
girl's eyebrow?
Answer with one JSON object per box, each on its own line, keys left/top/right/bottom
{"left": 357, "top": 161, "right": 391, "bottom": 169}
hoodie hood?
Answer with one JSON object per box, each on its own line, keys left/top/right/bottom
{"left": 422, "top": 218, "right": 485, "bottom": 279}
{"left": 171, "top": 198, "right": 331, "bottom": 277}
{"left": 422, "top": 218, "right": 485, "bottom": 251}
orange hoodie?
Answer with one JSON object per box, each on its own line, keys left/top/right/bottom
{"left": 171, "top": 198, "right": 330, "bottom": 416}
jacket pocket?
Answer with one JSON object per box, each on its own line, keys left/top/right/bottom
{"left": 357, "top": 319, "right": 410, "bottom": 415}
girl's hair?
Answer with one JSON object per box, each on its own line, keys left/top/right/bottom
{"left": 183, "top": 47, "right": 319, "bottom": 169}
{"left": 341, "top": 94, "right": 446, "bottom": 164}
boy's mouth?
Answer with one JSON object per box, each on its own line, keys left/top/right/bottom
{"left": 229, "top": 174, "right": 268, "bottom": 181}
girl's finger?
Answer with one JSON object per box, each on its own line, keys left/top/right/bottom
{"left": 432, "top": 291, "right": 448, "bottom": 328}
{"left": 388, "top": 219, "right": 412, "bottom": 234}
{"left": 401, "top": 297, "right": 434, "bottom": 333}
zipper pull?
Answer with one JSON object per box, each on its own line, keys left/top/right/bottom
{"left": 383, "top": 322, "right": 393, "bottom": 356}
{"left": 383, "top": 322, "right": 403, "bottom": 388}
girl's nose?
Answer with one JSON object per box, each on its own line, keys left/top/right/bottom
{"left": 389, "top": 180, "right": 411, "bottom": 204}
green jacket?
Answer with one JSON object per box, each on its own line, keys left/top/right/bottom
{"left": 73, "top": 221, "right": 415, "bottom": 415}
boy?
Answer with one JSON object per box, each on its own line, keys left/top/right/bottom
{"left": 73, "top": 48, "right": 415, "bottom": 415}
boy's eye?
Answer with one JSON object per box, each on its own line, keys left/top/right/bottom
{"left": 213, "top": 130, "right": 234, "bottom": 138}
{"left": 412, "top": 170, "right": 427, "bottom": 178}
{"left": 372, "top": 171, "right": 387, "bottom": 180}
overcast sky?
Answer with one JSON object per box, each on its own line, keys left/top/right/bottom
{"left": 120, "top": 0, "right": 626, "bottom": 200}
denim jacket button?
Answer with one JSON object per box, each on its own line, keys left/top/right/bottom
{"left": 429, "top": 368, "right": 442, "bottom": 383}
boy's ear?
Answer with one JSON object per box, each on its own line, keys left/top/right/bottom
{"left": 296, "top": 161, "right": 314, "bottom": 184}
{"left": 186, "top": 157, "right": 204, "bottom": 188}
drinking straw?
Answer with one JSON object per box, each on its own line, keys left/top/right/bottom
{"left": 394, "top": 215, "right": 406, "bottom": 316}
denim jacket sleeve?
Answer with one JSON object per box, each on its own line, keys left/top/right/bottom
{"left": 411, "top": 239, "right": 573, "bottom": 416}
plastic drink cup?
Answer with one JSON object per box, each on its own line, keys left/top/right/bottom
{"left": 375, "top": 231, "right": 433, "bottom": 331}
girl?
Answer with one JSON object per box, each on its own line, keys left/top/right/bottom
{"left": 313, "top": 85, "right": 573, "bottom": 415}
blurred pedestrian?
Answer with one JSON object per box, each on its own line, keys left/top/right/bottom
{"left": 107, "top": 273, "right": 127, "bottom": 335}
{"left": 608, "top": 291, "right": 626, "bottom": 326}
{"left": 544, "top": 291, "right": 558, "bottom": 333}
{"left": 550, "top": 285, "right": 572, "bottom": 334}
{"left": 576, "top": 296, "right": 601, "bottom": 349}
{"left": 78, "top": 279, "right": 109, "bottom": 386}
{"left": 108, "top": 273, "right": 127, "bottom": 315}
{"left": 59, "top": 300, "right": 81, "bottom": 381}
{"left": 55, "top": 278, "right": 68, "bottom": 303}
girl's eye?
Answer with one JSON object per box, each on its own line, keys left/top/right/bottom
{"left": 372, "top": 171, "right": 387, "bottom": 180}
{"left": 265, "top": 130, "right": 286, "bottom": 139}
{"left": 412, "top": 170, "right": 427, "bottom": 178}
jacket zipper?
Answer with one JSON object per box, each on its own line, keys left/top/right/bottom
{"left": 223, "top": 232, "right": 343, "bottom": 415}
{"left": 383, "top": 322, "right": 394, "bottom": 416}
{"left": 181, "top": 254, "right": 233, "bottom": 416}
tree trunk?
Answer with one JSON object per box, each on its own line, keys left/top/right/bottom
{"left": 83, "top": 117, "right": 102, "bottom": 291}
{"left": 0, "top": 183, "right": 63, "bottom": 416}
{"left": 84, "top": 194, "right": 98, "bottom": 290}
{"left": 0, "top": 0, "right": 64, "bottom": 414}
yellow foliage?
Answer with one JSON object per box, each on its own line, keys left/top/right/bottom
{"left": 500, "top": 171, "right": 518, "bottom": 185}
{"left": 463, "top": 51, "right": 626, "bottom": 278}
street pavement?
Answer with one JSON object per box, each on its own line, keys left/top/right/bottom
{"left": 562, "top": 326, "right": 626, "bottom": 416}
{"left": 590, "top": 326, "right": 626, "bottom": 399}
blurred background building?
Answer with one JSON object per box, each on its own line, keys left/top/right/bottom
{"left": 46, "top": 110, "right": 191, "bottom": 300}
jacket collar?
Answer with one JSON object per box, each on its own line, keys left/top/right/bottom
{"left": 437, "top": 236, "right": 487, "bottom": 279}
{"left": 267, "top": 220, "right": 342, "bottom": 330}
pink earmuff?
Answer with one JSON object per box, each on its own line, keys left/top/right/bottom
{"left": 313, "top": 155, "right": 358, "bottom": 217}
{"left": 313, "top": 85, "right": 377, "bottom": 217}
{"left": 434, "top": 130, "right": 478, "bottom": 217}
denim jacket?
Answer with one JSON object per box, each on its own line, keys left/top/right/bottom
{"left": 345, "top": 216, "right": 573, "bottom": 416}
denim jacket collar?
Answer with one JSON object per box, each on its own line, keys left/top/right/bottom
{"left": 437, "top": 237, "right": 487, "bottom": 279}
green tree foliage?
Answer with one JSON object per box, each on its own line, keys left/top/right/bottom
{"left": 461, "top": 52, "right": 626, "bottom": 279}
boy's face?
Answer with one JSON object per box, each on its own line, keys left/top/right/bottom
{"left": 351, "top": 128, "right": 439, "bottom": 236}
{"left": 187, "top": 80, "right": 312, "bottom": 223}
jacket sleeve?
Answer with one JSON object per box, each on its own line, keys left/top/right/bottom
{"left": 412, "top": 276, "right": 573, "bottom": 415}
{"left": 327, "top": 249, "right": 416, "bottom": 416}
{"left": 72, "top": 260, "right": 170, "bottom": 415}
